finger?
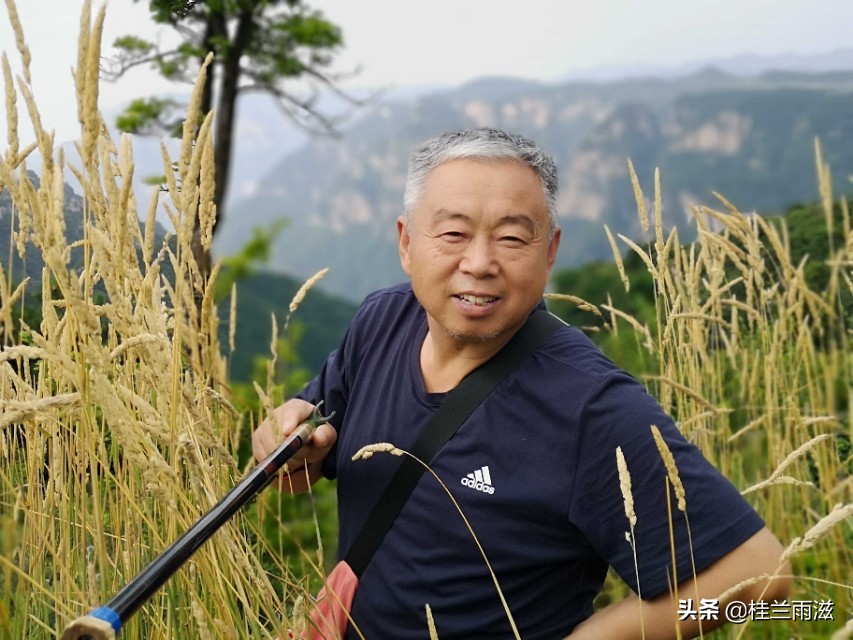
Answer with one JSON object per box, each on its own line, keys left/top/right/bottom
{"left": 273, "top": 399, "right": 315, "bottom": 437}
{"left": 310, "top": 423, "right": 337, "bottom": 450}
{"left": 251, "top": 425, "right": 270, "bottom": 462}
{"left": 252, "top": 417, "right": 278, "bottom": 458}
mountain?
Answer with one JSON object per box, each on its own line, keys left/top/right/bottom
{"left": 213, "top": 67, "right": 853, "bottom": 302}
{"left": 0, "top": 173, "right": 355, "bottom": 383}
{"left": 563, "top": 48, "right": 853, "bottom": 82}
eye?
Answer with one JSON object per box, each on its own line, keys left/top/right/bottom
{"left": 499, "top": 235, "right": 525, "bottom": 246}
{"left": 441, "top": 230, "right": 466, "bottom": 242}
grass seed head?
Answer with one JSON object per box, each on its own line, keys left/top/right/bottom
{"left": 650, "top": 425, "right": 686, "bottom": 512}
{"left": 616, "top": 446, "right": 637, "bottom": 528}
{"left": 352, "top": 442, "right": 405, "bottom": 460}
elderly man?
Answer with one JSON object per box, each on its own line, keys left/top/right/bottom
{"left": 253, "top": 128, "right": 790, "bottom": 639}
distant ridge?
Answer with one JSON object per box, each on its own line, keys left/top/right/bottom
{"left": 214, "top": 66, "right": 853, "bottom": 302}
{"left": 560, "top": 48, "right": 853, "bottom": 82}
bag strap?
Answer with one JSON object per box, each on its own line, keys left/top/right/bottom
{"left": 345, "top": 309, "right": 565, "bottom": 577}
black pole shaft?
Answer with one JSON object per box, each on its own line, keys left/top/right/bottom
{"left": 103, "top": 422, "right": 314, "bottom": 623}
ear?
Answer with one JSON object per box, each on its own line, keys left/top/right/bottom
{"left": 546, "top": 226, "right": 561, "bottom": 272}
{"left": 397, "top": 216, "right": 412, "bottom": 276}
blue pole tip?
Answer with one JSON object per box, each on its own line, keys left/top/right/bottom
{"left": 90, "top": 607, "right": 122, "bottom": 633}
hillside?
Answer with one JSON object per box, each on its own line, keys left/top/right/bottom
{"left": 0, "top": 173, "right": 355, "bottom": 383}
{"left": 222, "top": 270, "right": 357, "bottom": 383}
{"left": 214, "top": 68, "right": 853, "bottom": 301}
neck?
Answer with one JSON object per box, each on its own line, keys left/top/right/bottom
{"left": 419, "top": 320, "right": 516, "bottom": 393}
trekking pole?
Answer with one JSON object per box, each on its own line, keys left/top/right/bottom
{"left": 60, "top": 405, "right": 333, "bottom": 640}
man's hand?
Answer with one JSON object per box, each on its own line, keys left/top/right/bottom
{"left": 252, "top": 398, "right": 337, "bottom": 493}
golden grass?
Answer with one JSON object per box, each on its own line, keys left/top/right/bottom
{"left": 0, "top": 2, "right": 324, "bottom": 637}
{"left": 580, "top": 155, "right": 852, "bottom": 638}
{"left": 0, "top": 1, "right": 850, "bottom": 638}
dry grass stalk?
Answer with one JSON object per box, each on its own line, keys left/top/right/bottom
{"left": 740, "top": 475, "right": 815, "bottom": 495}
{"left": 759, "top": 432, "right": 833, "bottom": 489}
{"left": 781, "top": 503, "right": 853, "bottom": 562}
{"left": 284, "top": 267, "right": 330, "bottom": 335}
{"left": 228, "top": 282, "right": 237, "bottom": 354}
{"left": 601, "top": 304, "right": 653, "bottom": 350}
{"left": 627, "top": 158, "right": 649, "bottom": 233}
{"left": 2, "top": 53, "right": 18, "bottom": 157}
{"left": 253, "top": 380, "right": 276, "bottom": 429}
{"left": 426, "top": 604, "right": 439, "bottom": 640}
{"left": 616, "top": 445, "right": 644, "bottom": 632}
{"left": 710, "top": 192, "right": 749, "bottom": 224}
{"left": 616, "top": 447, "right": 636, "bottom": 528}
{"left": 2, "top": 0, "right": 30, "bottom": 85}
{"left": 544, "top": 292, "right": 602, "bottom": 317}
{"left": 605, "top": 292, "right": 618, "bottom": 336}
{"left": 650, "top": 425, "right": 686, "bottom": 512}
{"left": 642, "top": 376, "right": 721, "bottom": 415}
{"left": 714, "top": 572, "right": 786, "bottom": 605}
{"left": 352, "top": 442, "right": 404, "bottom": 460}
{"left": 199, "top": 127, "right": 216, "bottom": 252}
{"left": 181, "top": 52, "right": 214, "bottom": 184}
{"left": 289, "top": 267, "right": 330, "bottom": 315}
{"left": 604, "top": 224, "right": 630, "bottom": 292}
{"left": 618, "top": 232, "right": 659, "bottom": 280}
{"left": 666, "top": 312, "right": 732, "bottom": 330}
{"left": 663, "top": 477, "right": 682, "bottom": 640}
{"left": 265, "top": 312, "right": 279, "bottom": 393}
{"left": 815, "top": 139, "right": 835, "bottom": 241}
{"left": 726, "top": 415, "right": 766, "bottom": 443}
{"left": 653, "top": 167, "right": 663, "bottom": 255}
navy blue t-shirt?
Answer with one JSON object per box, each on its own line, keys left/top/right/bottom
{"left": 297, "top": 283, "right": 764, "bottom": 639}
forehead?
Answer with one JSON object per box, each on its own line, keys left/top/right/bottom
{"left": 415, "top": 158, "right": 548, "bottom": 220}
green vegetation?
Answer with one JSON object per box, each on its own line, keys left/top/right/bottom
{"left": 109, "top": 0, "right": 353, "bottom": 279}
{"left": 548, "top": 167, "right": 851, "bottom": 638}
{"left": 220, "top": 269, "right": 356, "bottom": 385}
{"left": 549, "top": 194, "right": 853, "bottom": 372}
{"left": 0, "top": 2, "right": 850, "bottom": 638}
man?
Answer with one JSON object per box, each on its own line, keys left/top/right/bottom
{"left": 253, "top": 128, "right": 790, "bottom": 639}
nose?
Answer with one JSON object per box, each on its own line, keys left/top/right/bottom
{"left": 459, "top": 235, "right": 499, "bottom": 278}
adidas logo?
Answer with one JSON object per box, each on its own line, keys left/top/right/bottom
{"left": 461, "top": 466, "right": 495, "bottom": 495}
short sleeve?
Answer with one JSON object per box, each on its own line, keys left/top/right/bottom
{"left": 568, "top": 371, "right": 765, "bottom": 599}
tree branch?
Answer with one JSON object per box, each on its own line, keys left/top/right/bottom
{"left": 102, "top": 48, "right": 184, "bottom": 82}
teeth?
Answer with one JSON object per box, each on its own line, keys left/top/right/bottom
{"left": 459, "top": 294, "right": 496, "bottom": 306}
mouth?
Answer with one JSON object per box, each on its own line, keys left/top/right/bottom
{"left": 454, "top": 293, "right": 499, "bottom": 307}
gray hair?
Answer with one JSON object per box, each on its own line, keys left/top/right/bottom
{"left": 403, "top": 128, "right": 559, "bottom": 236}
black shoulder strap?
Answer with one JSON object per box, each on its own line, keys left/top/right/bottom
{"left": 345, "top": 310, "right": 565, "bottom": 577}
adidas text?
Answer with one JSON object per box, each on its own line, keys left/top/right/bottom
{"left": 461, "top": 466, "right": 495, "bottom": 495}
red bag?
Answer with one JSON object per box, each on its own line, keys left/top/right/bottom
{"left": 294, "top": 561, "right": 358, "bottom": 640}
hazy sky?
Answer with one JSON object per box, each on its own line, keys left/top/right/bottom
{"left": 2, "top": 0, "right": 853, "bottom": 143}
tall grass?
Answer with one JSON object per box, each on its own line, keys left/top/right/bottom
{"left": 0, "top": 2, "right": 321, "bottom": 638}
{"left": 552, "top": 159, "right": 852, "bottom": 637}
{"left": 0, "top": 1, "right": 850, "bottom": 639}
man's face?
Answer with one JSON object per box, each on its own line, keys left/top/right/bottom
{"left": 398, "top": 158, "right": 561, "bottom": 346}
